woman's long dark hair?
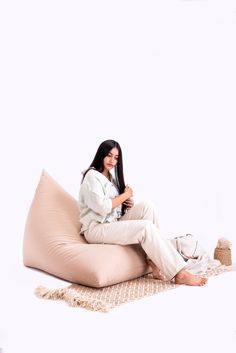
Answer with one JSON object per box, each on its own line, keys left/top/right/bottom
{"left": 81, "top": 140, "right": 127, "bottom": 214}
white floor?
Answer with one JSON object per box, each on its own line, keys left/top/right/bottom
{"left": 1, "top": 0, "right": 236, "bottom": 352}
{"left": 1, "top": 239, "right": 236, "bottom": 353}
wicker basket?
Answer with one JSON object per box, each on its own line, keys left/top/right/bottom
{"left": 214, "top": 247, "right": 232, "bottom": 266}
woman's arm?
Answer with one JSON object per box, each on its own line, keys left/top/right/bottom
{"left": 81, "top": 170, "right": 133, "bottom": 214}
{"left": 123, "top": 197, "right": 134, "bottom": 209}
{"left": 111, "top": 185, "right": 133, "bottom": 209}
{"left": 81, "top": 171, "right": 113, "bottom": 217}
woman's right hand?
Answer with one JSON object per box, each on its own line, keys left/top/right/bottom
{"left": 124, "top": 185, "right": 133, "bottom": 199}
{"left": 112, "top": 185, "right": 133, "bottom": 209}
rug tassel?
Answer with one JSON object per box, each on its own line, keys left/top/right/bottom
{"left": 35, "top": 286, "right": 66, "bottom": 300}
{"left": 63, "top": 289, "right": 112, "bottom": 313}
{"left": 35, "top": 286, "right": 112, "bottom": 313}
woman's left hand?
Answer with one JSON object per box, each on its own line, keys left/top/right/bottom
{"left": 123, "top": 198, "right": 134, "bottom": 209}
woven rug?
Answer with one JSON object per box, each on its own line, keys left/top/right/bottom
{"left": 35, "top": 265, "right": 236, "bottom": 313}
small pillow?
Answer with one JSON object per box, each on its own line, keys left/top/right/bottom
{"left": 23, "top": 170, "right": 149, "bottom": 287}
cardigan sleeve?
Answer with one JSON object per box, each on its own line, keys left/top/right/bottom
{"left": 82, "top": 171, "right": 112, "bottom": 217}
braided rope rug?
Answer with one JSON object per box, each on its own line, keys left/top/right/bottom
{"left": 35, "top": 265, "right": 236, "bottom": 313}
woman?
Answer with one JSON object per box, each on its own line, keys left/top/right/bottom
{"left": 78, "top": 139, "right": 207, "bottom": 286}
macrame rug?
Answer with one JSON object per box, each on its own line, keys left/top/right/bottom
{"left": 35, "top": 265, "right": 236, "bottom": 313}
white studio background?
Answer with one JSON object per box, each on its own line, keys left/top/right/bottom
{"left": 0, "top": 2, "right": 236, "bottom": 351}
{"left": 1, "top": 0, "right": 236, "bottom": 261}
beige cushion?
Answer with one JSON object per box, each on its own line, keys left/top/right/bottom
{"left": 23, "top": 170, "right": 149, "bottom": 287}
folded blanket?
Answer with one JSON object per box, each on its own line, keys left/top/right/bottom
{"left": 169, "top": 234, "right": 221, "bottom": 274}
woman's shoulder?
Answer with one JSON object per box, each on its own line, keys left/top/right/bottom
{"left": 83, "top": 168, "right": 103, "bottom": 183}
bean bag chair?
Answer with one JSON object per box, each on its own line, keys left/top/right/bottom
{"left": 23, "top": 170, "right": 149, "bottom": 288}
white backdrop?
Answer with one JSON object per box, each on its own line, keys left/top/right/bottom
{"left": 1, "top": 1, "right": 236, "bottom": 352}
{"left": 1, "top": 0, "right": 236, "bottom": 260}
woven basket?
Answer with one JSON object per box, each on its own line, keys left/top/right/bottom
{"left": 214, "top": 247, "right": 232, "bottom": 266}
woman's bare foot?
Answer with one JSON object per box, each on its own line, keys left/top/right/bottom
{"left": 175, "top": 270, "right": 208, "bottom": 286}
{"left": 147, "top": 259, "right": 166, "bottom": 281}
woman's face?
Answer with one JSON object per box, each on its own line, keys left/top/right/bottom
{"left": 103, "top": 147, "right": 119, "bottom": 172}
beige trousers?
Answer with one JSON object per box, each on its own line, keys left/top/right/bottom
{"left": 84, "top": 201, "right": 186, "bottom": 280}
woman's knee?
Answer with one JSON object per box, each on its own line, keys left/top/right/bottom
{"left": 134, "top": 200, "right": 148, "bottom": 209}
{"left": 135, "top": 200, "right": 158, "bottom": 215}
{"left": 140, "top": 220, "right": 157, "bottom": 241}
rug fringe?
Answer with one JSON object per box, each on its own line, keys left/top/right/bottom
{"left": 64, "top": 289, "right": 112, "bottom": 312}
{"left": 35, "top": 286, "right": 66, "bottom": 300}
{"left": 34, "top": 286, "right": 112, "bottom": 313}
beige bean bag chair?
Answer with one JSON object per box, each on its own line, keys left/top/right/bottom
{"left": 23, "top": 170, "right": 149, "bottom": 288}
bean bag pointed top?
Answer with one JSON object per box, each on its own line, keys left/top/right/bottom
{"left": 23, "top": 170, "right": 149, "bottom": 287}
